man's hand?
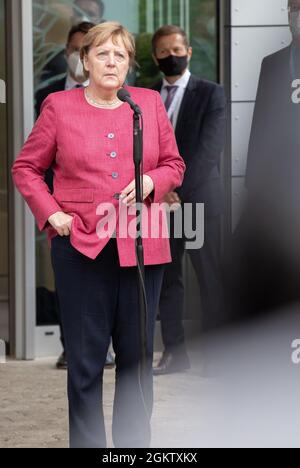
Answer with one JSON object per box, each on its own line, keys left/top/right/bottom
{"left": 120, "top": 175, "right": 154, "bottom": 206}
{"left": 163, "top": 192, "right": 182, "bottom": 211}
{"left": 48, "top": 211, "right": 74, "bottom": 236}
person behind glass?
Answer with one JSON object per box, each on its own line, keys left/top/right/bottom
{"left": 35, "top": 21, "right": 94, "bottom": 118}
{"left": 40, "top": 0, "right": 105, "bottom": 83}
{"left": 151, "top": 26, "right": 227, "bottom": 375}
{"left": 12, "top": 22, "right": 185, "bottom": 448}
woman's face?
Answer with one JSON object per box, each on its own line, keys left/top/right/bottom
{"left": 84, "top": 36, "right": 130, "bottom": 91}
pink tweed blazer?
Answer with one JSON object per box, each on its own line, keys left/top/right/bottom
{"left": 12, "top": 86, "right": 185, "bottom": 267}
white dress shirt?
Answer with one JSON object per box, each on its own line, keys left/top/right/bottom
{"left": 160, "top": 69, "right": 191, "bottom": 129}
{"left": 65, "top": 73, "right": 89, "bottom": 90}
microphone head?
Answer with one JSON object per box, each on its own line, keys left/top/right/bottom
{"left": 117, "top": 88, "right": 131, "bottom": 102}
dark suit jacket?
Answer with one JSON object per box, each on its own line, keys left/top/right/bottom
{"left": 35, "top": 77, "right": 67, "bottom": 193}
{"left": 35, "top": 77, "right": 67, "bottom": 117}
{"left": 246, "top": 45, "right": 300, "bottom": 197}
{"left": 233, "top": 46, "right": 300, "bottom": 316}
{"left": 153, "top": 75, "right": 226, "bottom": 216}
{"left": 39, "top": 49, "right": 67, "bottom": 88}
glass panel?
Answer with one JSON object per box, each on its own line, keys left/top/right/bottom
{"left": 33, "top": 0, "right": 217, "bottom": 90}
{"left": 32, "top": 0, "right": 217, "bottom": 326}
{"left": 0, "top": 0, "right": 9, "bottom": 342}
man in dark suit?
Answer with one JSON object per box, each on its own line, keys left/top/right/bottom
{"left": 235, "top": 0, "right": 300, "bottom": 317}
{"left": 151, "top": 25, "right": 227, "bottom": 375}
{"left": 246, "top": 0, "right": 300, "bottom": 194}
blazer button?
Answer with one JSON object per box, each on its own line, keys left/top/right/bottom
{"left": 112, "top": 172, "right": 119, "bottom": 179}
{"left": 108, "top": 133, "right": 115, "bottom": 139}
{"left": 110, "top": 151, "right": 117, "bottom": 158}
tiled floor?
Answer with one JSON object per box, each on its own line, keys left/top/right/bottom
{"left": 0, "top": 351, "right": 215, "bottom": 448}
{"left": 2, "top": 308, "right": 300, "bottom": 448}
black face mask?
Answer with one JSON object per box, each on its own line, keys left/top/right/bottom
{"left": 157, "top": 55, "right": 188, "bottom": 77}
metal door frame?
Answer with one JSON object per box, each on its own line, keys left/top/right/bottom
{"left": 7, "top": 0, "right": 35, "bottom": 359}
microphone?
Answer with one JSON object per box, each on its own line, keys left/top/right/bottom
{"left": 117, "top": 88, "right": 142, "bottom": 115}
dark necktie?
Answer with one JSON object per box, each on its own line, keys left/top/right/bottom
{"left": 74, "top": 84, "right": 84, "bottom": 88}
{"left": 164, "top": 85, "right": 179, "bottom": 112}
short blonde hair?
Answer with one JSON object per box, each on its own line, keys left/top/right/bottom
{"left": 80, "top": 22, "right": 136, "bottom": 76}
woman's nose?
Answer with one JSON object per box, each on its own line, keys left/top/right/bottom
{"left": 107, "top": 53, "right": 117, "bottom": 66}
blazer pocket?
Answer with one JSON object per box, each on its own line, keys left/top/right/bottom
{"left": 54, "top": 188, "right": 94, "bottom": 203}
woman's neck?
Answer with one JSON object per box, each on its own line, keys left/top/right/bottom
{"left": 88, "top": 84, "right": 118, "bottom": 102}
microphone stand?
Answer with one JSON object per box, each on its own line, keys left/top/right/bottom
{"left": 132, "top": 110, "right": 149, "bottom": 405}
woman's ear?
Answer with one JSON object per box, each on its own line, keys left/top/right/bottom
{"left": 83, "top": 55, "right": 89, "bottom": 72}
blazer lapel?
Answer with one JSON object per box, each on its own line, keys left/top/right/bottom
{"left": 175, "top": 75, "right": 199, "bottom": 139}
{"left": 153, "top": 75, "right": 201, "bottom": 139}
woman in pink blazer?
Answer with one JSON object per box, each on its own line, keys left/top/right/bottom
{"left": 12, "top": 22, "right": 185, "bottom": 448}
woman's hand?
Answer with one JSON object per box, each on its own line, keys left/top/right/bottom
{"left": 48, "top": 211, "right": 74, "bottom": 236}
{"left": 120, "top": 175, "right": 154, "bottom": 206}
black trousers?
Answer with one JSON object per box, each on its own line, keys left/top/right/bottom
{"left": 159, "top": 212, "right": 224, "bottom": 355}
{"left": 51, "top": 236, "right": 165, "bottom": 448}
